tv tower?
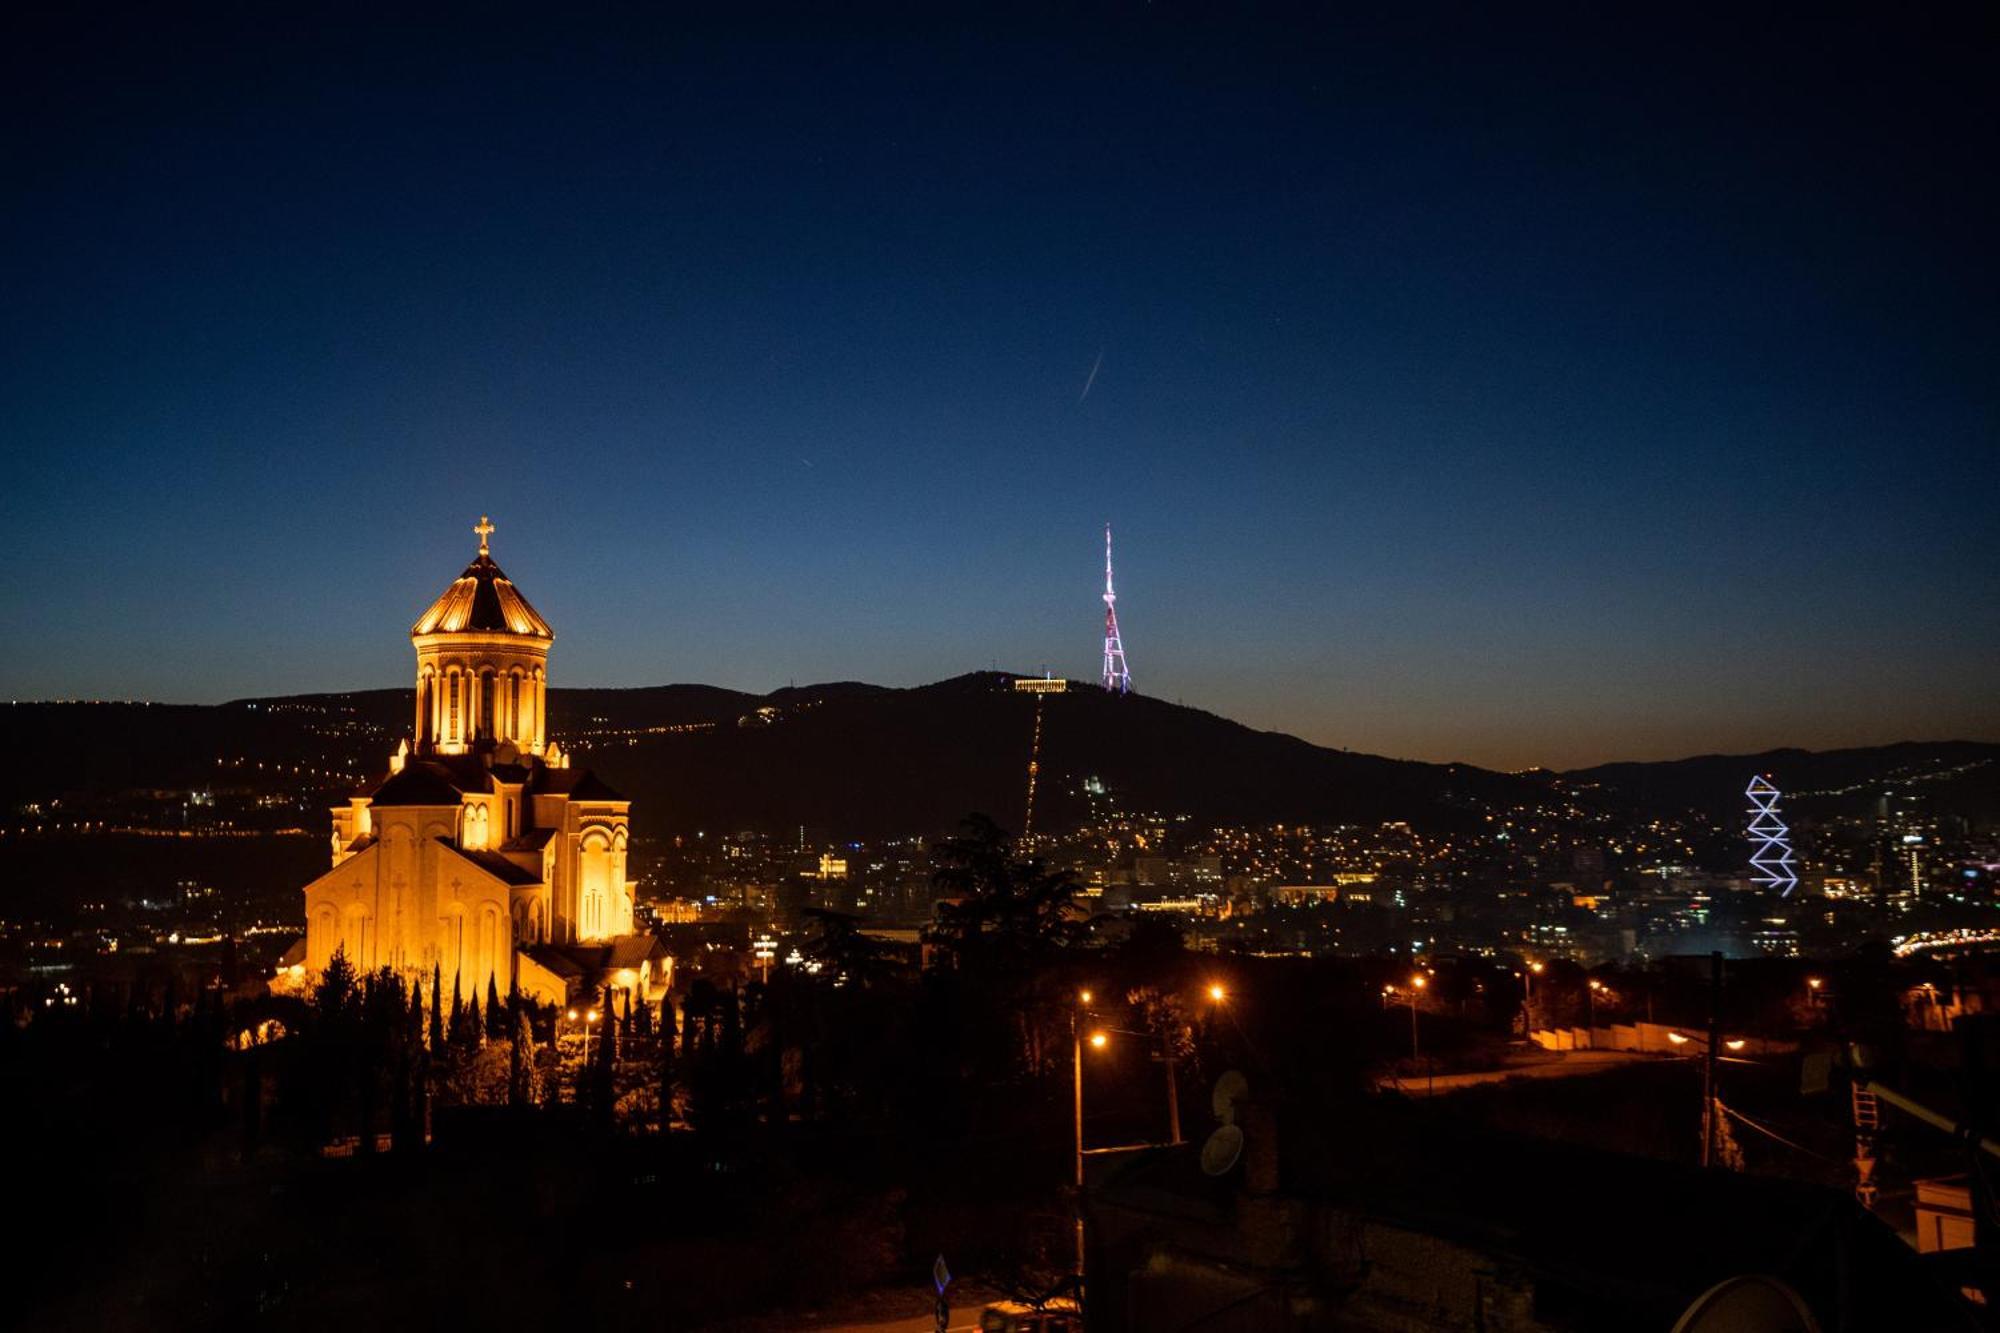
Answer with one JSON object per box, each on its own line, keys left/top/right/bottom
{"left": 1101, "top": 523, "right": 1132, "bottom": 694}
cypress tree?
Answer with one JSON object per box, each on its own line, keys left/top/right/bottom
{"left": 401, "top": 979, "right": 426, "bottom": 1153}
{"left": 486, "top": 975, "right": 506, "bottom": 1041}
{"left": 450, "top": 970, "right": 464, "bottom": 1035}
{"left": 658, "top": 998, "right": 677, "bottom": 1134}
{"left": 721, "top": 987, "right": 742, "bottom": 1060}
{"left": 430, "top": 962, "right": 445, "bottom": 1052}
{"left": 594, "top": 989, "right": 616, "bottom": 1126}
{"left": 509, "top": 1007, "right": 530, "bottom": 1109}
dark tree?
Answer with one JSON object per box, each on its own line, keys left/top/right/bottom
{"left": 931, "top": 814, "right": 1080, "bottom": 967}
{"left": 429, "top": 962, "right": 445, "bottom": 1053}
{"left": 658, "top": 996, "right": 678, "bottom": 1133}
{"left": 486, "top": 975, "right": 506, "bottom": 1041}
{"left": 800, "top": 909, "right": 894, "bottom": 987}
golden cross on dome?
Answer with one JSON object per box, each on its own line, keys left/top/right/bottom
{"left": 474, "top": 515, "right": 494, "bottom": 555}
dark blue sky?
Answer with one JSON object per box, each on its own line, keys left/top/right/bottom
{"left": 3, "top": 5, "right": 1994, "bottom": 769}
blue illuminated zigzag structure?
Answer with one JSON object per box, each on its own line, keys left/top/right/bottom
{"left": 1746, "top": 774, "right": 1799, "bottom": 898}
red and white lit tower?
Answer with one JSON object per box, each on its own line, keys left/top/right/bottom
{"left": 1101, "top": 523, "right": 1132, "bottom": 694}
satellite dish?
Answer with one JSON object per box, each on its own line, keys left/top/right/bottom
{"left": 1200, "top": 1124, "right": 1244, "bottom": 1177}
{"left": 1212, "top": 1070, "right": 1249, "bottom": 1123}
{"left": 1670, "top": 1276, "right": 1821, "bottom": 1333}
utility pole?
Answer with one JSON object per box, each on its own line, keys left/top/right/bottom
{"left": 1071, "top": 1002, "right": 1086, "bottom": 1285}
{"left": 1162, "top": 1045, "right": 1182, "bottom": 1145}
{"left": 1702, "top": 951, "right": 1722, "bottom": 1168}
{"left": 1961, "top": 1014, "right": 1996, "bottom": 1253}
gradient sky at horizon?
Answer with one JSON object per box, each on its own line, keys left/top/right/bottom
{"left": 3, "top": 6, "right": 1995, "bottom": 770}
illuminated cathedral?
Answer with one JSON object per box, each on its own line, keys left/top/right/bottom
{"left": 291, "top": 518, "right": 662, "bottom": 1004}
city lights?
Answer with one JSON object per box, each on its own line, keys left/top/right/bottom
{"left": 6, "top": 15, "right": 1992, "bottom": 1330}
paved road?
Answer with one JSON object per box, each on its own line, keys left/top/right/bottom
{"left": 806, "top": 1317, "right": 984, "bottom": 1333}
{"left": 712, "top": 1288, "right": 1007, "bottom": 1333}
{"left": 1378, "top": 1048, "right": 1649, "bottom": 1096}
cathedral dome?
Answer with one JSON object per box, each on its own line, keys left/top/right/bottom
{"left": 410, "top": 521, "right": 553, "bottom": 640}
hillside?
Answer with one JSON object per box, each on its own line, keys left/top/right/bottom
{"left": 1562, "top": 741, "right": 2000, "bottom": 821}
{"left": 563, "top": 673, "right": 1545, "bottom": 837}
{"left": 3, "top": 676, "right": 1547, "bottom": 837}
{"left": 8, "top": 681, "right": 1993, "bottom": 839}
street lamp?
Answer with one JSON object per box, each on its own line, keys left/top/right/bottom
{"left": 1587, "top": 978, "right": 1603, "bottom": 1028}
{"left": 1408, "top": 974, "right": 1426, "bottom": 1061}
{"left": 1071, "top": 990, "right": 1101, "bottom": 1286}
{"left": 1206, "top": 982, "right": 1226, "bottom": 1003}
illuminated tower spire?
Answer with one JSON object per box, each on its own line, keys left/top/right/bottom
{"left": 1101, "top": 523, "right": 1131, "bottom": 694}
{"left": 1746, "top": 774, "right": 1798, "bottom": 897}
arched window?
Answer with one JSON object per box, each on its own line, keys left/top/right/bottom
{"left": 344, "top": 904, "right": 371, "bottom": 971}
{"left": 479, "top": 671, "right": 495, "bottom": 740}
{"left": 447, "top": 671, "right": 460, "bottom": 739}
{"left": 478, "top": 905, "right": 502, "bottom": 993}
{"left": 444, "top": 904, "right": 467, "bottom": 987}
{"left": 312, "top": 904, "right": 337, "bottom": 967}
{"left": 579, "top": 828, "right": 614, "bottom": 941}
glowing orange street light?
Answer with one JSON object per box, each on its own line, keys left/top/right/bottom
{"left": 1404, "top": 978, "right": 1424, "bottom": 1060}
{"left": 1667, "top": 1031, "right": 1690, "bottom": 1046}
{"left": 1072, "top": 1018, "right": 1114, "bottom": 1279}
{"left": 1725, "top": 1038, "right": 1747, "bottom": 1052}
{"left": 1079, "top": 988, "right": 1094, "bottom": 1005}
{"left": 1207, "top": 983, "right": 1227, "bottom": 1003}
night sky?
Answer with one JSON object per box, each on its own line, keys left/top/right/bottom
{"left": 4, "top": 6, "right": 1994, "bottom": 770}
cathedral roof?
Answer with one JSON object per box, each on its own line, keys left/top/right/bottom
{"left": 411, "top": 552, "right": 554, "bottom": 641}
{"left": 529, "top": 765, "right": 627, "bottom": 802}
{"left": 438, "top": 840, "right": 545, "bottom": 887}
{"left": 370, "top": 762, "right": 470, "bottom": 806}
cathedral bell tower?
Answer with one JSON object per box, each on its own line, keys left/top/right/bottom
{"left": 410, "top": 516, "right": 554, "bottom": 757}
